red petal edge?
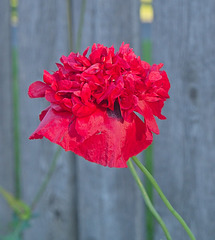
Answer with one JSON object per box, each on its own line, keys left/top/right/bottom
{"left": 28, "top": 81, "right": 51, "bottom": 98}
{"left": 30, "top": 107, "right": 152, "bottom": 168}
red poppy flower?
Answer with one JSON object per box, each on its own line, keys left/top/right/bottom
{"left": 29, "top": 43, "right": 170, "bottom": 168}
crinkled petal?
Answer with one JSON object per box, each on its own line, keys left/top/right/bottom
{"left": 83, "top": 46, "right": 90, "bottom": 57}
{"left": 28, "top": 81, "right": 51, "bottom": 98}
{"left": 30, "top": 107, "right": 152, "bottom": 168}
{"left": 39, "top": 106, "right": 51, "bottom": 121}
{"left": 148, "top": 71, "right": 162, "bottom": 82}
{"left": 72, "top": 100, "right": 97, "bottom": 117}
{"left": 43, "top": 70, "right": 53, "bottom": 85}
{"left": 81, "top": 83, "right": 91, "bottom": 104}
{"left": 70, "top": 109, "right": 152, "bottom": 167}
{"left": 148, "top": 101, "right": 166, "bottom": 120}
{"left": 45, "top": 88, "right": 57, "bottom": 103}
{"left": 29, "top": 43, "right": 170, "bottom": 168}
{"left": 136, "top": 100, "right": 159, "bottom": 134}
{"left": 29, "top": 108, "right": 76, "bottom": 150}
{"left": 84, "top": 63, "right": 101, "bottom": 74}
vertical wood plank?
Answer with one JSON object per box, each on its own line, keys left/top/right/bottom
{"left": 72, "top": 1, "right": 145, "bottom": 239}
{"left": 18, "top": 1, "right": 77, "bottom": 239}
{"left": 0, "top": 0, "right": 14, "bottom": 235}
{"left": 153, "top": 0, "right": 215, "bottom": 239}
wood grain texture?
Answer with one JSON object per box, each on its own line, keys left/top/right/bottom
{"left": 71, "top": 1, "right": 145, "bottom": 240}
{"left": 0, "top": 0, "right": 14, "bottom": 235}
{"left": 153, "top": 0, "right": 215, "bottom": 239}
{"left": 17, "top": 1, "right": 77, "bottom": 239}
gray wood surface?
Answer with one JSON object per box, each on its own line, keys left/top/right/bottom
{"left": 0, "top": 0, "right": 145, "bottom": 239}
{"left": 72, "top": 1, "right": 145, "bottom": 240}
{"left": 0, "top": 0, "right": 14, "bottom": 235}
{"left": 1, "top": 0, "right": 201, "bottom": 239}
{"left": 153, "top": 0, "right": 215, "bottom": 239}
{"left": 17, "top": 1, "right": 77, "bottom": 240}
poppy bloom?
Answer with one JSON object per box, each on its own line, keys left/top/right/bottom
{"left": 29, "top": 43, "right": 170, "bottom": 168}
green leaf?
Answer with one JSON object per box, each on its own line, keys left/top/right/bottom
{"left": 1, "top": 219, "right": 30, "bottom": 240}
{"left": 0, "top": 186, "right": 31, "bottom": 220}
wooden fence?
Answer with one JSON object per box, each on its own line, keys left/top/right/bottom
{"left": 153, "top": 0, "right": 215, "bottom": 239}
{"left": 1, "top": 0, "right": 215, "bottom": 240}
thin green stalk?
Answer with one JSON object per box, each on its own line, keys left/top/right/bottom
{"left": 132, "top": 156, "right": 196, "bottom": 240}
{"left": 67, "top": 0, "right": 73, "bottom": 51}
{"left": 127, "top": 159, "right": 172, "bottom": 240}
{"left": 67, "top": 0, "right": 86, "bottom": 52}
{"left": 142, "top": 39, "right": 154, "bottom": 240}
{"left": 30, "top": 146, "right": 62, "bottom": 210}
{"left": 145, "top": 144, "right": 154, "bottom": 240}
{"left": 11, "top": 0, "right": 21, "bottom": 200}
{"left": 12, "top": 48, "right": 21, "bottom": 200}
{"left": 76, "top": 0, "right": 86, "bottom": 52}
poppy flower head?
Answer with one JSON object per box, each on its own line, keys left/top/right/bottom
{"left": 29, "top": 42, "right": 170, "bottom": 168}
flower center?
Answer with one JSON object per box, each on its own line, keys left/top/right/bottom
{"left": 107, "top": 100, "right": 123, "bottom": 121}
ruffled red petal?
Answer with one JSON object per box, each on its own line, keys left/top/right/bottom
{"left": 136, "top": 100, "right": 159, "bottom": 134}
{"left": 28, "top": 81, "right": 51, "bottom": 98}
{"left": 73, "top": 110, "right": 152, "bottom": 167}
{"left": 43, "top": 70, "right": 54, "bottom": 85}
{"left": 29, "top": 108, "right": 75, "bottom": 145}
{"left": 29, "top": 43, "right": 170, "bottom": 168}
{"left": 30, "top": 107, "right": 152, "bottom": 168}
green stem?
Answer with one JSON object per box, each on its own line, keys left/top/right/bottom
{"left": 145, "top": 144, "right": 154, "bottom": 240}
{"left": 142, "top": 36, "right": 154, "bottom": 240}
{"left": 127, "top": 159, "right": 172, "bottom": 240}
{"left": 30, "top": 146, "right": 62, "bottom": 210}
{"left": 12, "top": 48, "right": 21, "bottom": 200}
{"left": 132, "top": 156, "right": 196, "bottom": 240}
{"left": 11, "top": 1, "right": 21, "bottom": 200}
{"left": 76, "top": 0, "right": 86, "bottom": 52}
{"left": 67, "top": 0, "right": 73, "bottom": 51}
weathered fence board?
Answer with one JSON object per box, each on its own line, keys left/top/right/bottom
{"left": 71, "top": 1, "right": 145, "bottom": 240}
{"left": 2, "top": 0, "right": 215, "bottom": 239}
{"left": 17, "top": 1, "right": 77, "bottom": 239}
{"left": 153, "top": 0, "right": 215, "bottom": 239}
{"left": 0, "top": 0, "right": 14, "bottom": 235}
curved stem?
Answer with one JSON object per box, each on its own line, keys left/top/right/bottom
{"left": 132, "top": 156, "right": 196, "bottom": 240}
{"left": 145, "top": 144, "right": 154, "bottom": 239}
{"left": 30, "top": 146, "right": 62, "bottom": 210}
{"left": 127, "top": 159, "right": 172, "bottom": 240}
